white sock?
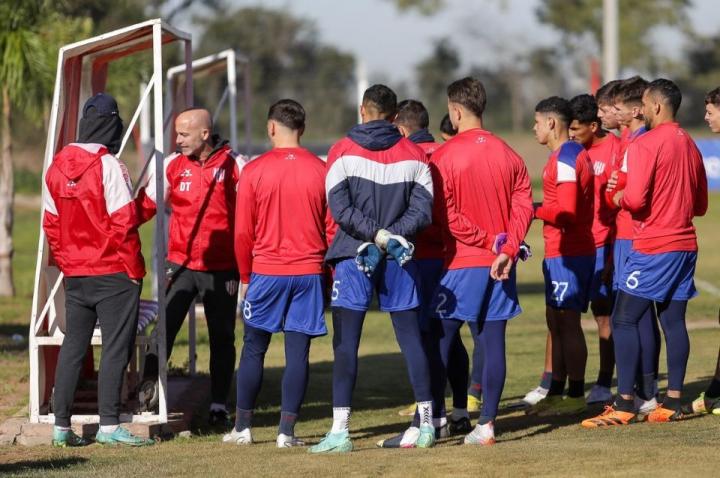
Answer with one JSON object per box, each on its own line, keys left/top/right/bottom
{"left": 452, "top": 408, "right": 469, "bottom": 420}
{"left": 99, "top": 424, "right": 119, "bottom": 433}
{"left": 55, "top": 425, "right": 71, "bottom": 432}
{"left": 433, "top": 416, "right": 447, "bottom": 428}
{"left": 417, "top": 401, "right": 432, "bottom": 427}
{"left": 331, "top": 407, "right": 351, "bottom": 433}
{"left": 210, "top": 402, "right": 227, "bottom": 413}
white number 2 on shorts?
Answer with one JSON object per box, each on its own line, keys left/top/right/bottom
{"left": 435, "top": 292, "right": 448, "bottom": 318}
{"left": 551, "top": 281, "right": 569, "bottom": 303}
{"left": 626, "top": 271, "right": 641, "bottom": 290}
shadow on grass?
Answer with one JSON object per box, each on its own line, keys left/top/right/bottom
{"left": 0, "top": 457, "right": 88, "bottom": 474}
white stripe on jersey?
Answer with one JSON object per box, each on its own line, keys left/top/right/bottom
{"left": 557, "top": 161, "right": 577, "bottom": 183}
{"left": 101, "top": 154, "right": 133, "bottom": 215}
{"left": 326, "top": 155, "right": 433, "bottom": 196}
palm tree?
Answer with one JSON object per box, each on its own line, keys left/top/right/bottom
{"left": 0, "top": 0, "right": 50, "bottom": 296}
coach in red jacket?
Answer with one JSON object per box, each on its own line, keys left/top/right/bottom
{"left": 136, "top": 108, "right": 244, "bottom": 427}
{"left": 43, "top": 93, "right": 152, "bottom": 447}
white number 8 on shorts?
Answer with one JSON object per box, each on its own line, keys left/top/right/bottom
{"left": 243, "top": 300, "right": 252, "bottom": 320}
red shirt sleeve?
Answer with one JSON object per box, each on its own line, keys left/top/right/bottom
{"left": 502, "top": 155, "right": 534, "bottom": 257}
{"left": 234, "top": 167, "right": 257, "bottom": 283}
{"left": 620, "top": 142, "right": 654, "bottom": 213}
{"left": 535, "top": 182, "right": 578, "bottom": 225}
{"left": 42, "top": 175, "right": 65, "bottom": 269}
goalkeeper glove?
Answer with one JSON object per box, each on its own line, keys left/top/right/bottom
{"left": 356, "top": 242, "right": 384, "bottom": 276}
{"left": 386, "top": 235, "right": 415, "bottom": 266}
{"left": 492, "top": 233, "right": 508, "bottom": 254}
{"left": 518, "top": 242, "right": 532, "bottom": 262}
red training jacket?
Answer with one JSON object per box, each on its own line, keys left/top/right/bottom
{"left": 43, "top": 143, "right": 145, "bottom": 279}
{"left": 586, "top": 133, "right": 621, "bottom": 247}
{"left": 430, "top": 128, "right": 533, "bottom": 269}
{"left": 621, "top": 122, "right": 708, "bottom": 253}
{"left": 234, "top": 147, "right": 328, "bottom": 283}
{"left": 136, "top": 142, "right": 244, "bottom": 271}
{"left": 414, "top": 141, "right": 445, "bottom": 260}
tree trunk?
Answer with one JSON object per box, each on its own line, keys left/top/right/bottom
{"left": 0, "top": 85, "right": 15, "bottom": 297}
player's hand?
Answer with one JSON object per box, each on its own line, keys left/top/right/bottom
{"left": 607, "top": 171, "right": 619, "bottom": 192}
{"left": 532, "top": 202, "right": 542, "bottom": 218}
{"left": 356, "top": 242, "right": 384, "bottom": 276}
{"left": 386, "top": 235, "right": 415, "bottom": 266}
{"left": 374, "top": 228, "right": 392, "bottom": 250}
{"left": 613, "top": 190, "right": 624, "bottom": 207}
{"left": 239, "top": 282, "right": 249, "bottom": 301}
{"left": 490, "top": 253, "right": 512, "bottom": 281}
{"left": 518, "top": 241, "right": 533, "bottom": 261}
{"left": 492, "top": 232, "right": 508, "bottom": 254}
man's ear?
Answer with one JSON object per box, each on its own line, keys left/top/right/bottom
{"left": 547, "top": 116, "right": 556, "bottom": 131}
{"left": 397, "top": 124, "right": 410, "bottom": 138}
{"left": 590, "top": 121, "right": 600, "bottom": 134}
{"left": 201, "top": 128, "right": 211, "bottom": 141}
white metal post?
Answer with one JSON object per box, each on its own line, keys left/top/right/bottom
{"left": 227, "top": 50, "right": 238, "bottom": 151}
{"left": 602, "top": 0, "right": 619, "bottom": 82}
{"left": 356, "top": 60, "right": 368, "bottom": 124}
{"left": 152, "top": 22, "right": 168, "bottom": 424}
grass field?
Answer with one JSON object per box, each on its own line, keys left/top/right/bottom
{"left": 1, "top": 189, "right": 720, "bottom": 476}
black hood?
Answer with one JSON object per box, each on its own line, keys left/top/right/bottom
{"left": 77, "top": 110, "right": 123, "bottom": 155}
{"left": 347, "top": 119, "right": 402, "bottom": 151}
{"left": 408, "top": 128, "right": 435, "bottom": 144}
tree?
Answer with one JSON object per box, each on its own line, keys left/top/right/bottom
{"left": 388, "top": 0, "right": 446, "bottom": 15}
{"left": 197, "top": 7, "right": 356, "bottom": 144}
{"left": 536, "top": 0, "right": 691, "bottom": 74}
{"left": 415, "top": 38, "right": 460, "bottom": 130}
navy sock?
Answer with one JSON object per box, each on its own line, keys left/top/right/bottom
{"left": 391, "top": 310, "right": 432, "bottom": 402}
{"left": 657, "top": 300, "right": 689, "bottom": 392}
{"left": 637, "top": 373, "right": 656, "bottom": 401}
{"left": 614, "top": 396, "right": 634, "bottom": 413}
{"left": 663, "top": 396, "right": 681, "bottom": 411}
{"left": 235, "top": 324, "right": 272, "bottom": 411}
{"left": 278, "top": 411, "right": 298, "bottom": 436}
{"left": 421, "top": 321, "right": 446, "bottom": 419}
{"left": 470, "top": 327, "right": 485, "bottom": 391}
{"left": 596, "top": 371, "right": 613, "bottom": 388}
{"left": 612, "top": 291, "right": 651, "bottom": 396}
{"left": 331, "top": 308, "right": 365, "bottom": 407}
{"left": 472, "top": 320, "right": 506, "bottom": 421}
{"left": 568, "top": 379, "right": 584, "bottom": 398}
{"left": 706, "top": 378, "right": 720, "bottom": 398}
{"left": 638, "top": 305, "right": 660, "bottom": 387}
{"left": 437, "top": 319, "right": 465, "bottom": 407}
{"left": 235, "top": 408, "right": 252, "bottom": 432}
{"left": 478, "top": 415, "right": 492, "bottom": 425}
{"left": 540, "top": 371, "right": 552, "bottom": 390}
{"left": 548, "top": 379, "right": 565, "bottom": 396}
{"left": 282, "top": 331, "right": 311, "bottom": 414}
{"left": 447, "top": 332, "right": 470, "bottom": 409}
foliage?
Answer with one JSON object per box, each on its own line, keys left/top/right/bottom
{"left": 415, "top": 38, "right": 460, "bottom": 131}
{"left": 388, "top": 0, "right": 446, "bottom": 15}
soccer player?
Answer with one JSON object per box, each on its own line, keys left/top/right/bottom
{"left": 583, "top": 79, "right": 707, "bottom": 427}
{"left": 222, "top": 99, "right": 328, "bottom": 447}
{"left": 309, "top": 84, "right": 435, "bottom": 453}
{"left": 439, "top": 113, "right": 457, "bottom": 141}
{"left": 528, "top": 97, "right": 595, "bottom": 417}
{"left": 429, "top": 77, "right": 534, "bottom": 445}
{"left": 689, "top": 86, "right": 720, "bottom": 415}
{"left": 568, "top": 94, "right": 621, "bottom": 404}
{"left": 596, "top": 79, "right": 625, "bottom": 134}
{"left": 390, "top": 99, "right": 472, "bottom": 437}
{"left": 136, "top": 108, "right": 244, "bottom": 427}
{"left": 43, "top": 93, "right": 153, "bottom": 447}
{"left": 607, "top": 76, "right": 662, "bottom": 416}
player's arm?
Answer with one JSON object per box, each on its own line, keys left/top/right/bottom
{"left": 41, "top": 174, "right": 65, "bottom": 269}
{"left": 325, "top": 147, "right": 382, "bottom": 242}
{"left": 134, "top": 155, "right": 172, "bottom": 224}
{"left": 102, "top": 155, "right": 145, "bottom": 280}
{"left": 503, "top": 154, "right": 534, "bottom": 257}
{"left": 693, "top": 145, "right": 709, "bottom": 217}
{"left": 535, "top": 146, "right": 580, "bottom": 225}
{"left": 619, "top": 143, "right": 653, "bottom": 213}
{"left": 234, "top": 168, "right": 257, "bottom": 284}
{"left": 432, "top": 157, "right": 494, "bottom": 249}
{"left": 386, "top": 161, "right": 433, "bottom": 237}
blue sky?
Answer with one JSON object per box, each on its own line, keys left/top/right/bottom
{"left": 175, "top": 0, "right": 719, "bottom": 83}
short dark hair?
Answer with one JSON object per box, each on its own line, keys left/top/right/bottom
{"left": 535, "top": 96, "right": 572, "bottom": 125}
{"left": 396, "top": 99, "right": 429, "bottom": 132}
{"left": 705, "top": 87, "right": 720, "bottom": 107}
{"left": 595, "top": 79, "right": 622, "bottom": 105}
{"left": 447, "top": 77, "right": 487, "bottom": 118}
{"left": 439, "top": 113, "right": 457, "bottom": 137}
{"left": 362, "top": 84, "right": 397, "bottom": 119}
{"left": 615, "top": 76, "right": 649, "bottom": 106}
{"left": 268, "top": 99, "right": 305, "bottom": 131}
{"left": 646, "top": 78, "right": 682, "bottom": 115}
{"left": 569, "top": 94, "right": 599, "bottom": 125}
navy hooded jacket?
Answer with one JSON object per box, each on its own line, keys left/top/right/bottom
{"left": 325, "top": 120, "right": 433, "bottom": 262}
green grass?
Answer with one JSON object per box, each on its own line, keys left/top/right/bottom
{"left": 1, "top": 197, "right": 720, "bottom": 476}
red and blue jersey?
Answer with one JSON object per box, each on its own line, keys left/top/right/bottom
{"left": 606, "top": 126, "right": 646, "bottom": 240}
{"left": 235, "top": 147, "right": 328, "bottom": 283}
{"left": 325, "top": 120, "right": 433, "bottom": 262}
{"left": 536, "top": 141, "right": 595, "bottom": 258}
{"left": 586, "top": 133, "right": 621, "bottom": 246}
{"left": 430, "top": 128, "right": 533, "bottom": 268}
{"left": 621, "top": 122, "right": 707, "bottom": 254}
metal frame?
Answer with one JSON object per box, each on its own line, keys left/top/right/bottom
{"left": 29, "top": 19, "right": 192, "bottom": 425}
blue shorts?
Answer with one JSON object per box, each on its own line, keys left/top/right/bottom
{"left": 542, "top": 255, "right": 595, "bottom": 312}
{"left": 330, "top": 258, "right": 419, "bottom": 312}
{"left": 429, "top": 267, "right": 521, "bottom": 322}
{"left": 416, "top": 259, "right": 444, "bottom": 331}
{"left": 590, "top": 244, "right": 613, "bottom": 302}
{"left": 242, "top": 274, "right": 326, "bottom": 336}
{"left": 618, "top": 250, "right": 698, "bottom": 302}
{"left": 613, "top": 239, "right": 632, "bottom": 291}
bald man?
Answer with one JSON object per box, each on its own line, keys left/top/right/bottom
{"left": 136, "top": 108, "right": 246, "bottom": 428}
